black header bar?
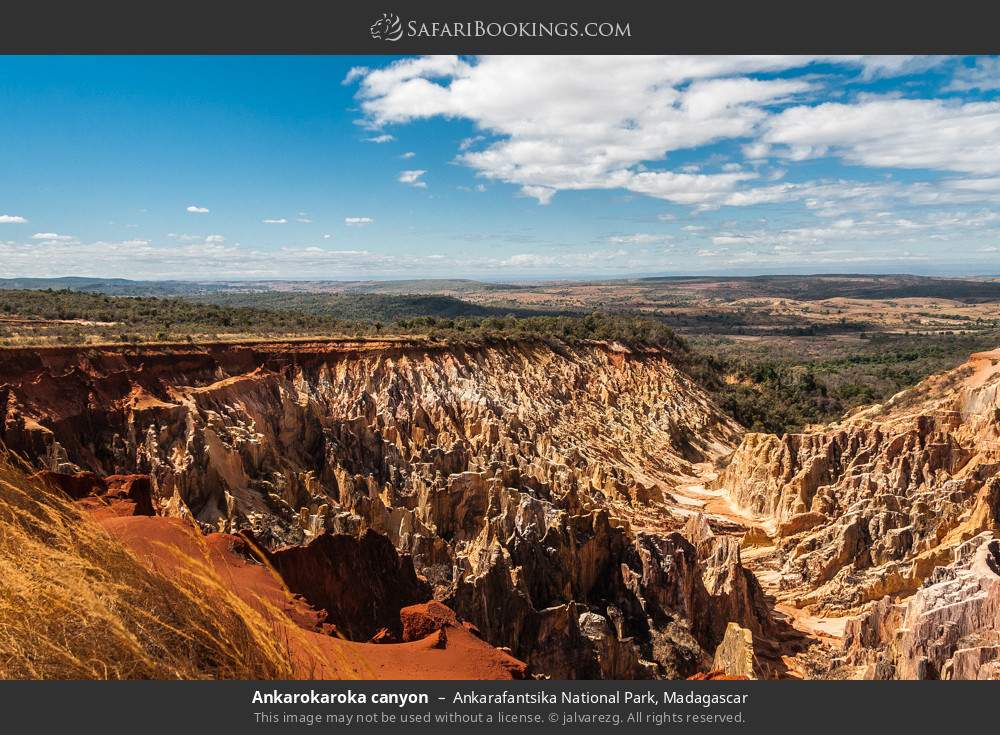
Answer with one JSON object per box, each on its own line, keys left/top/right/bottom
{"left": 2, "top": 0, "right": 1000, "bottom": 54}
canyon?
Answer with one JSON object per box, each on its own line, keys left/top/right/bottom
{"left": 2, "top": 337, "right": 998, "bottom": 679}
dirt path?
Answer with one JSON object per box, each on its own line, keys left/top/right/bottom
{"left": 671, "top": 463, "right": 774, "bottom": 532}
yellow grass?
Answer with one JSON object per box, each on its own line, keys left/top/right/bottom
{"left": 0, "top": 460, "right": 296, "bottom": 679}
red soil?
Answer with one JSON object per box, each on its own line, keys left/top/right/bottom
{"left": 95, "top": 513, "right": 527, "bottom": 680}
{"left": 38, "top": 470, "right": 155, "bottom": 519}
{"left": 400, "top": 600, "right": 459, "bottom": 642}
{"left": 687, "top": 670, "right": 750, "bottom": 680}
{"left": 33, "top": 469, "right": 105, "bottom": 499}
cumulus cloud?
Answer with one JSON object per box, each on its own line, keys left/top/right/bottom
{"left": 0, "top": 215, "right": 28, "bottom": 224}
{"left": 763, "top": 98, "right": 1000, "bottom": 175}
{"left": 400, "top": 151, "right": 416, "bottom": 159}
{"left": 398, "top": 169, "right": 427, "bottom": 188}
{"left": 262, "top": 218, "right": 288, "bottom": 224}
{"left": 344, "top": 216, "right": 374, "bottom": 225}
{"left": 365, "top": 134, "right": 395, "bottom": 143}
{"left": 347, "top": 55, "right": 942, "bottom": 207}
{"left": 519, "top": 185, "right": 556, "bottom": 205}
{"left": 186, "top": 205, "right": 209, "bottom": 214}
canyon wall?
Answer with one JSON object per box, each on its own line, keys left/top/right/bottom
{"left": 715, "top": 349, "right": 1000, "bottom": 678}
{"left": 0, "top": 338, "right": 771, "bottom": 678}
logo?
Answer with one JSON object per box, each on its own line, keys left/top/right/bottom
{"left": 370, "top": 13, "right": 403, "bottom": 42}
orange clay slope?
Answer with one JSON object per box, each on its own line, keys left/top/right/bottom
{"left": 94, "top": 512, "right": 527, "bottom": 680}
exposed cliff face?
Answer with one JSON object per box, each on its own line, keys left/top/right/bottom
{"left": 257, "top": 529, "right": 432, "bottom": 642}
{"left": 0, "top": 338, "right": 762, "bottom": 679}
{"left": 843, "top": 532, "right": 1000, "bottom": 680}
{"left": 22, "top": 338, "right": 1000, "bottom": 678}
{"left": 713, "top": 349, "right": 1000, "bottom": 678}
{"left": 716, "top": 350, "right": 1000, "bottom": 615}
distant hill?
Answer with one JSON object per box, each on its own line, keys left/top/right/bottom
{"left": 633, "top": 274, "right": 1000, "bottom": 302}
{"left": 195, "top": 292, "right": 562, "bottom": 321}
{"left": 5, "top": 273, "right": 1000, "bottom": 304}
{"left": 0, "top": 277, "right": 519, "bottom": 298}
{"left": 0, "top": 277, "right": 232, "bottom": 297}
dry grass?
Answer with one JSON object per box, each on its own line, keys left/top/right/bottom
{"left": 0, "top": 460, "right": 296, "bottom": 679}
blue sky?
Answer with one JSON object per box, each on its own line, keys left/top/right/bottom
{"left": 1, "top": 55, "right": 1000, "bottom": 280}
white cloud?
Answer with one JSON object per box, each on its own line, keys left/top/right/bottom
{"left": 398, "top": 169, "right": 427, "bottom": 188}
{"left": 186, "top": 205, "right": 209, "bottom": 214}
{"left": 608, "top": 233, "right": 673, "bottom": 245}
{"left": 400, "top": 151, "right": 416, "bottom": 159}
{"left": 348, "top": 55, "right": 940, "bottom": 207}
{"left": 763, "top": 98, "right": 1000, "bottom": 175}
{"left": 1, "top": 217, "right": 994, "bottom": 279}
{"left": 365, "top": 134, "right": 395, "bottom": 143}
{"left": 519, "top": 185, "right": 556, "bottom": 205}
{"left": 31, "top": 232, "right": 76, "bottom": 242}
{"left": 697, "top": 204, "right": 1000, "bottom": 261}
{"left": 497, "top": 250, "right": 629, "bottom": 270}
{"left": 262, "top": 218, "right": 288, "bottom": 224}
{"left": 459, "top": 135, "right": 486, "bottom": 151}
{"left": 947, "top": 57, "right": 1000, "bottom": 92}
{"left": 344, "top": 216, "right": 374, "bottom": 225}
{"left": 342, "top": 66, "right": 369, "bottom": 85}
{"left": 742, "top": 142, "right": 772, "bottom": 160}
{"left": 0, "top": 215, "right": 28, "bottom": 224}
{"left": 205, "top": 234, "right": 225, "bottom": 243}
{"left": 627, "top": 170, "right": 759, "bottom": 208}
{"left": 852, "top": 55, "right": 945, "bottom": 80}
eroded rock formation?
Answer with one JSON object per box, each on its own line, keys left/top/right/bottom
{"left": 716, "top": 350, "right": 1000, "bottom": 611}
{"left": 0, "top": 338, "right": 759, "bottom": 678}
{"left": 257, "top": 529, "right": 432, "bottom": 642}
{"left": 715, "top": 349, "right": 1000, "bottom": 678}
{"left": 712, "top": 623, "right": 757, "bottom": 679}
{"left": 843, "top": 533, "right": 1000, "bottom": 679}
{"left": 16, "top": 337, "right": 1000, "bottom": 678}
